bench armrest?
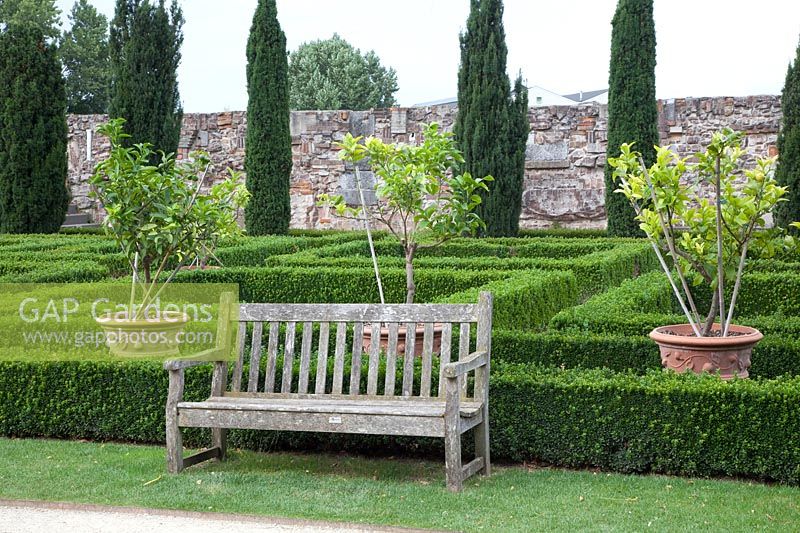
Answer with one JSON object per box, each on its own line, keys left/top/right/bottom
{"left": 443, "top": 350, "right": 489, "bottom": 378}
{"left": 163, "top": 348, "right": 227, "bottom": 371}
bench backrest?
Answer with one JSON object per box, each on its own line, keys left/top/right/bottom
{"left": 226, "top": 292, "right": 492, "bottom": 400}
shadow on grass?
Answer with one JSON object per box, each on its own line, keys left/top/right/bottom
{"left": 192, "top": 448, "right": 446, "bottom": 485}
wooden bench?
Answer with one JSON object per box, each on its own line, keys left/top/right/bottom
{"left": 164, "top": 292, "right": 493, "bottom": 491}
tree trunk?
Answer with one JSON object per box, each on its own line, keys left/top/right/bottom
{"left": 405, "top": 244, "right": 417, "bottom": 304}
{"left": 142, "top": 256, "right": 152, "bottom": 284}
{"left": 702, "top": 290, "right": 719, "bottom": 337}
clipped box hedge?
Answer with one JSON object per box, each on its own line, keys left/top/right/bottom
{"left": 551, "top": 271, "right": 800, "bottom": 336}
{"left": 491, "top": 330, "right": 800, "bottom": 379}
{"left": 174, "top": 266, "right": 506, "bottom": 304}
{"left": 492, "top": 363, "right": 800, "bottom": 484}
{"left": 269, "top": 242, "right": 658, "bottom": 299}
{"left": 439, "top": 270, "right": 578, "bottom": 330}
{"left": 1, "top": 360, "right": 798, "bottom": 484}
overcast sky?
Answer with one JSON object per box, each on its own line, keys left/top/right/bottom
{"left": 55, "top": 0, "right": 800, "bottom": 112}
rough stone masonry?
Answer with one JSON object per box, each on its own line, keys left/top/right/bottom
{"left": 67, "top": 95, "right": 781, "bottom": 230}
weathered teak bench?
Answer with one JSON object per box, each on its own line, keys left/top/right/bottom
{"left": 164, "top": 292, "right": 493, "bottom": 491}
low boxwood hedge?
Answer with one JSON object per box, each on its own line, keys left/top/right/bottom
{"left": 1, "top": 360, "right": 798, "bottom": 484}
{"left": 174, "top": 266, "right": 506, "bottom": 304}
{"left": 491, "top": 330, "right": 800, "bottom": 379}
{"left": 551, "top": 271, "right": 800, "bottom": 336}
{"left": 269, "top": 242, "right": 658, "bottom": 299}
{"left": 439, "top": 270, "right": 578, "bottom": 330}
{"left": 492, "top": 363, "right": 800, "bottom": 484}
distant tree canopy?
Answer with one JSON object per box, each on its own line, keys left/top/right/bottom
{"left": 288, "top": 34, "right": 398, "bottom": 110}
{"left": 775, "top": 36, "right": 800, "bottom": 231}
{"left": 0, "top": 0, "right": 60, "bottom": 39}
{"left": 109, "top": 0, "right": 184, "bottom": 157}
{"left": 0, "top": 25, "right": 69, "bottom": 233}
{"left": 60, "top": 0, "right": 110, "bottom": 114}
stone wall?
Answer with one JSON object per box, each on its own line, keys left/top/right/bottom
{"left": 67, "top": 95, "right": 782, "bottom": 230}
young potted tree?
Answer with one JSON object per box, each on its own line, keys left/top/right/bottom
{"left": 609, "top": 128, "right": 798, "bottom": 379}
{"left": 89, "top": 119, "right": 249, "bottom": 357}
{"left": 320, "top": 123, "right": 492, "bottom": 352}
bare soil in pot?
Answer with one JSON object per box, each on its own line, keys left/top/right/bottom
{"left": 649, "top": 323, "right": 763, "bottom": 379}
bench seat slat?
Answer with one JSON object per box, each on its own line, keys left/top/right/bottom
{"left": 178, "top": 397, "right": 483, "bottom": 418}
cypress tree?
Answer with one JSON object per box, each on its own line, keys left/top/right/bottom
{"left": 0, "top": 25, "right": 68, "bottom": 233}
{"left": 109, "top": 0, "right": 183, "bottom": 156}
{"left": 455, "top": 0, "right": 527, "bottom": 237}
{"left": 244, "top": 0, "right": 292, "bottom": 235}
{"left": 605, "top": 0, "right": 659, "bottom": 237}
{"left": 507, "top": 74, "right": 529, "bottom": 236}
{"left": 775, "top": 37, "right": 800, "bottom": 230}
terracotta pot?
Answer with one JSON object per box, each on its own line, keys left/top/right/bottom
{"left": 362, "top": 323, "right": 443, "bottom": 356}
{"left": 649, "top": 323, "right": 763, "bottom": 379}
{"left": 95, "top": 311, "right": 190, "bottom": 357}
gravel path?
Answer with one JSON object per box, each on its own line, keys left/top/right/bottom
{"left": 0, "top": 500, "right": 443, "bottom": 533}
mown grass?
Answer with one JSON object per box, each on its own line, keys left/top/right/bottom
{"left": 0, "top": 438, "right": 797, "bottom": 532}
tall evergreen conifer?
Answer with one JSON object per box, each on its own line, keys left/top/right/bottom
{"left": 775, "top": 37, "right": 800, "bottom": 230}
{"left": 605, "top": 0, "right": 659, "bottom": 236}
{"left": 0, "top": 26, "right": 68, "bottom": 233}
{"left": 109, "top": 0, "right": 183, "bottom": 157}
{"left": 455, "top": 0, "right": 528, "bottom": 236}
{"left": 244, "top": 0, "right": 292, "bottom": 235}
{"left": 61, "top": 0, "right": 110, "bottom": 114}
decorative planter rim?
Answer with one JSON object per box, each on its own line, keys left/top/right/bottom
{"left": 649, "top": 323, "right": 763, "bottom": 350}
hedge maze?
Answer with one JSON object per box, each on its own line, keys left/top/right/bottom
{"left": 1, "top": 230, "right": 798, "bottom": 484}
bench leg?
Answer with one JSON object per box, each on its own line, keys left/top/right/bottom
{"left": 444, "top": 424, "right": 463, "bottom": 492}
{"left": 444, "top": 377, "right": 463, "bottom": 492}
{"left": 474, "top": 405, "right": 491, "bottom": 477}
{"left": 166, "top": 370, "right": 184, "bottom": 473}
{"left": 166, "top": 413, "right": 183, "bottom": 473}
{"left": 212, "top": 428, "right": 227, "bottom": 461}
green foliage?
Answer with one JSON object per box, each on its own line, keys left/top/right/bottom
{"left": 0, "top": 25, "right": 68, "bottom": 234}
{"left": 2, "top": 360, "right": 799, "bottom": 484}
{"left": 109, "top": 0, "right": 183, "bottom": 157}
{"left": 492, "top": 363, "right": 800, "bottom": 483}
{"left": 455, "top": 0, "right": 528, "bottom": 237}
{"left": 611, "top": 130, "right": 793, "bottom": 335}
{"left": 288, "top": 33, "right": 398, "bottom": 110}
{"left": 60, "top": 0, "right": 110, "bottom": 114}
{"left": 0, "top": 0, "right": 60, "bottom": 39}
{"left": 550, "top": 270, "right": 800, "bottom": 337}
{"left": 90, "top": 119, "right": 248, "bottom": 301}
{"left": 775, "top": 36, "right": 800, "bottom": 230}
{"left": 322, "top": 124, "right": 492, "bottom": 303}
{"left": 288, "top": 239, "right": 658, "bottom": 298}
{"left": 175, "top": 266, "right": 504, "bottom": 305}
{"left": 245, "top": 0, "right": 292, "bottom": 235}
{"left": 492, "top": 330, "right": 800, "bottom": 379}
{"left": 605, "top": 0, "right": 658, "bottom": 237}
{"left": 440, "top": 270, "right": 578, "bottom": 330}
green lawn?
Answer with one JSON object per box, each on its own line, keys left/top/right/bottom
{"left": 0, "top": 439, "right": 797, "bottom": 532}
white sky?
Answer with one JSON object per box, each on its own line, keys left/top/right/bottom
{"left": 55, "top": 0, "right": 800, "bottom": 112}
